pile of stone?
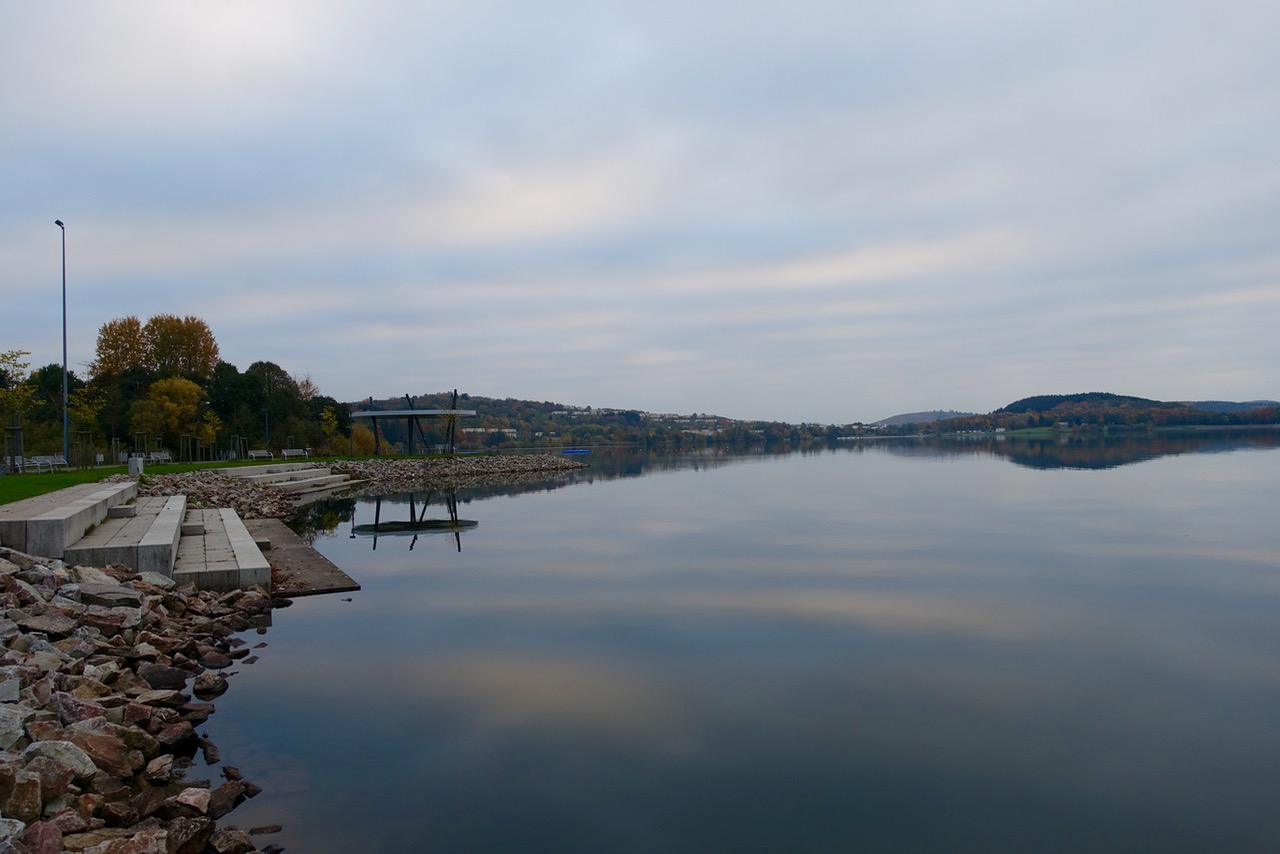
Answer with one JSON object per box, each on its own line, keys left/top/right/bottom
{"left": 1, "top": 545, "right": 281, "bottom": 854}
{"left": 103, "top": 473, "right": 299, "bottom": 521}
{"left": 331, "top": 454, "right": 587, "bottom": 494}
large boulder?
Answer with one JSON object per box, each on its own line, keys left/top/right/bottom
{"left": 134, "top": 664, "right": 188, "bottom": 691}
{"left": 20, "top": 741, "right": 97, "bottom": 782}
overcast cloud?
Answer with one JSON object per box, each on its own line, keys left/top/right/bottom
{"left": 2, "top": 1, "right": 1277, "bottom": 422}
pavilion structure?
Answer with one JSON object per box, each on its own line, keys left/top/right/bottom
{"left": 350, "top": 392, "right": 476, "bottom": 455}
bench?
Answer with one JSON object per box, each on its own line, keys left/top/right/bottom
{"left": 148, "top": 450, "right": 172, "bottom": 463}
{"left": 280, "top": 448, "right": 309, "bottom": 459}
{"left": 248, "top": 449, "right": 273, "bottom": 461}
{"left": 24, "top": 455, "right": 69, "bottom": 473}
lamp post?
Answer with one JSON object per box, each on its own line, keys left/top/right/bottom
{"left": 54, "top": 220, "right": 68, "bottom": 463}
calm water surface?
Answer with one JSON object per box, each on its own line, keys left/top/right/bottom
{"left": 207, "top": 435, "right": 1280, "bottom": 852}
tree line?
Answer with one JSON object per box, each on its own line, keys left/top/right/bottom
{"left": 2, "top": 314, "right": 354, "bottom": 463}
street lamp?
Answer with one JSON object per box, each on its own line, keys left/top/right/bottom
{"left": 54, "top": 220, "right": 68, "bottom": 463}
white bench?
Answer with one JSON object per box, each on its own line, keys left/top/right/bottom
{"left": 25, "top": 455, "right": 69, "bottom": 473}
{"left": 248, "top": 449, "right": 273, "bottom": 461}
{"left": 280, "top": 448, "right": 309, "bottom": 459}
{"left": 148, "top": 450, "right": 173, "bottom": 463}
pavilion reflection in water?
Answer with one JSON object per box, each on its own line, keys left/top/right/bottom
{"left": 349, "top": 491, "right": 478, "bottom": 551}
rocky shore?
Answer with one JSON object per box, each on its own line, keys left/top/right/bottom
{"left": 101, "top": 474, "right": 298, "bottom": 522}
{"left": 329, "top": 453, "right": 588, "bottom": 495}
{"left": 1, "top": 546, "right": 282, "bottom": 853}
{"left": 106, "top": 454, "right": 589, "bottom": 518}
{"left": 0, "top": 454, "right": 587, "bottom": 851}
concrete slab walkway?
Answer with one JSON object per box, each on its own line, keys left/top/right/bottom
{"left": 174, "top": 508, "right": 272, "bottom": 593}
{"left": 242, "top": 518, "right": 360, "bottom": 597}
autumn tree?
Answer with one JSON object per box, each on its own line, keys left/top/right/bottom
{"left": 295, "top": 374, "right": 319, "bottom": 401}
{"left": 90, "top": 316, "right": 148, "bottom": 378}
{"left": 128, "top": 377, "right": 209, "bottom": 451}
{"left": 144, "top": 314, "right": 220, "bottom": 383}
{"left": 350, "top": 422, "right": 377, "bottom": 455}
{"left": 91, "top": 314, "right": 219, "bottom": 383}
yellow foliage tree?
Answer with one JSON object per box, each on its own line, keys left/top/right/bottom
{"left": 129, "top": 377, "right": 207, "bottom": 450}
{"left": 319, "top": 406, "right": 339, "bottom": 454}
{"left": 350, "top": 423, "right": 377, "bottom": 456}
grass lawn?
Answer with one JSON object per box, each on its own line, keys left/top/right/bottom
{"left": 0, "top": 461, "right": 242, "bottom": 505}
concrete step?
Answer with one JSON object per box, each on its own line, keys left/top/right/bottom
{"left": 0, "top": 481, "right": 139, "bottom": 558}
{"left": 221, "top": 463, "right": 320, "bottom": 484}
{"left": 272, "top": 473, "right": 352, "bottom": 494}
{"left": 173, "top": 508, "right": 271, "bottom": 593}
{"left": 64, "top": 495, "right": 186, "bottom": 576}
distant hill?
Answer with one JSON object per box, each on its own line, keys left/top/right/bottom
{"left": 874, "top": 410, "right": 975, "bottom": 427}
{"left": 995, "top": 392, "right": 1173, "bottom": 414}
{"left": 1183, "top": 400, "right": 1280, "bottom": 413}
{"left": 922, "top": 393, "right": 1280, "bottom": 433}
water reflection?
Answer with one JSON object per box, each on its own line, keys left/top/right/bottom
{"left": 289, "top": 432, "right": 1280, "bottom": 546}
{"left": 349, "top": 492, "right": 477, "bottom": 551}
{"left": 876, "top": 428, "right": 1280, "bottom": 469}
{"left": 214, "top": 437, "right": 1280, "bottom": 852}
{"left": 557, "top": 429, "right": 1280, "bottom": 474}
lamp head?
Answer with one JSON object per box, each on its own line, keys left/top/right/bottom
{"left": 54, "top": 220, "right": 64, "bottom": 228}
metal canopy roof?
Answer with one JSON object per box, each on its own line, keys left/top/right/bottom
{"left": 350, "top": 409, "right": 476, "bottom": 418}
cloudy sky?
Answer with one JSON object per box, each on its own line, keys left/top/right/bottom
{"left": 2, "top": 2, "right": 1277, "bottom": 423}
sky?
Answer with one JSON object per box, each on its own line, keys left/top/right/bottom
{"left": 2, "top": 1, "right": 1278, "bottom": 424}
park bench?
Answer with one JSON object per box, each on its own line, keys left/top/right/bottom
{"left": 248, "top": 449, "right": 273, "bottom": 461}
{"left": 25, "top": 455, "right": 69, "bottom": 473}
{"left": 280, "top": 448, "right": 309, "bottom": 459}
{"left": 148, "top": 450, "right": 173, "bottom": 463}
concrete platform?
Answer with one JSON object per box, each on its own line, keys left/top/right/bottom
{"left": 221, "top": 463, "right": 323, "bottom": 486}
{"left": 174, "top": 508, "right": 272, "bottom": 592}
{"left": 242, "top": 518, "right": 360, "bottom": 597}
{"left": 272, "top": 473, "right": 352, "bottom": 493}
{"left": 64, "top": 495, "right": 186, "bottom": 575}
{"left": 219, "top": 463, "right": 357, "bottom": 501}
{"left": 0, "top": 481, "right": 138, "bottom": 557}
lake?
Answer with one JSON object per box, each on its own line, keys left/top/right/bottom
{"left": 205, "top": 432, "right": 1280, "bottom": 852}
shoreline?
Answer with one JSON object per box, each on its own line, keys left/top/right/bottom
{"left": 327, "top": 453, "right": 589, "bottom": 495}
{"left": 0, "top": 454, "right": 589, "bottom": 850}
{"left": 1, "top": 548, "right": 281, "bottom": 852}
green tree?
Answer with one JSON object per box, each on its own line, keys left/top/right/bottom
{"left": 0, "top": 351, "right": 35, "bottom": 416}
{"left": 68, "top": 385, "right": 107, "bottom": 441}
{"left": 92, "top": 365, "right": 158, "bottom": 443}
{"left": 24, "top": 363, "right": 85, "bottom": 430}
